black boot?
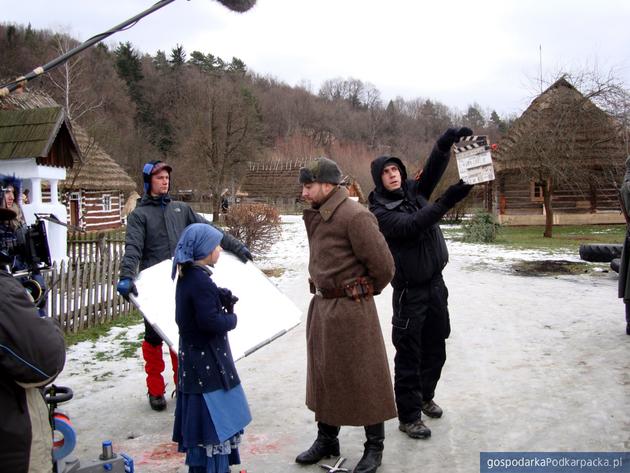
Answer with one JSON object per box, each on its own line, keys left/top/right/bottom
{"left": 148, "top": 394, "right": 167, "bottom": 411}
{"left": 295, "top": 422, "right": 340, "bottom": 464}
{"left": 353, "top": 423, "right": 384, "bottom": 473}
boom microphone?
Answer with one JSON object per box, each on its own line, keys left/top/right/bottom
{"left": 1, "top": 0, "right": 257, "bottom": 96}
{"left": 215, "top": 0, "right": 257, "bottom": 12}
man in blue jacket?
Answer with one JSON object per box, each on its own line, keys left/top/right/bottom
{"left": 368, "top": 128, "right": 474, "bottom": 439}
{"left": 117, "top": 160, "right": 251, "bottom": 411}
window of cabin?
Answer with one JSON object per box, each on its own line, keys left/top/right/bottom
{"left": 102, "top": 194, "right": 112, "bottom": 212}
{"left": 530, "top": 180, "right": 545, "bottom": 202}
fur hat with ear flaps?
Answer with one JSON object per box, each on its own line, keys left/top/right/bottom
{"left": 298, "top": 157, "right": 342, "bottom": 185}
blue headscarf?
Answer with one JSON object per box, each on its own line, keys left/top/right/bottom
{"left": 171, "top": 223, "right": 223, "bottom": 279}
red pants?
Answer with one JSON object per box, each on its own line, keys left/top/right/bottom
{"left": 142, "top": 340, "right": 178, "bottom": 396}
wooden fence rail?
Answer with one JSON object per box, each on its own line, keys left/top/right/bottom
{"left": 44, "top": 250, "right": 134, "bottom": 333}
{"left": 67, "top": 229, "right": 126, "bottom": 264}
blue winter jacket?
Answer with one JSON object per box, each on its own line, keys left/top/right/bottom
{"left": 175, "top": 264, "right": 240, "bottom": 394}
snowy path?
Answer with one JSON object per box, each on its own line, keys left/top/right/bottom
{"left": 55, "top": 217, "right": 630, "bottom": 472}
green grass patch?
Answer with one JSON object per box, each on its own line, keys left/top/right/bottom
{"left": 64, "top": 310, "right": 143, "bottom": 347}
{"left": 494, "top": 225, "right": 626, "bottom": 252}
{"left": 94, "top": 351, "right": 113, "bottom": 362}
{"left": 119, "top": 340, "right": 142, "bottom": 358}
{"left": 446, "top": 224, "right": 626, "bottom": 252}
{"left": 93, "top": 371, "right": 114, "bottom": 382}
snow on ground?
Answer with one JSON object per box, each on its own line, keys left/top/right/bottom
{"left": 55, "top": 217, "right": 589, "bottom": 419}
{"left": 53, "top": 216, "right": 629, "bottom": 472}
{"left": 256, "top": 215, "right": 309, "bottom": 281}
{"left": 445, "top": 224, "right": 582, "bottom": 265}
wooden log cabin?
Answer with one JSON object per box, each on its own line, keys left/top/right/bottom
{"left": 491, "top": 78, "right": 627, "bottom": 225}
{"left": 239, "top": 159, "right": 366, "bottom": 211}
{"left": 60, "top": 125, "right": 136, "bottom": 231}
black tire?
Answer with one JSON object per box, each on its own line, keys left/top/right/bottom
{"left": 611, "top": 258, "right": 621, "bottom": 273}
{"left": 579, "top": 244, "right": 623, "bottom": 263}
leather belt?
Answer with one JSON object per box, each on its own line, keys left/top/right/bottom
{"left": 309, "top": 277, "right": 375, "bottom": 301}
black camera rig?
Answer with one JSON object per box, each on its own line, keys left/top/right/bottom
{"left": 1, "top": 177, "right": 52, "bottom": 308}
{"left": 0, "top": 216, "right": 52, "bottom": 308}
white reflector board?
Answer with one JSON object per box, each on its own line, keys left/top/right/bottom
{"left": 131, "top": 253, "right": 301, "bottom": 360}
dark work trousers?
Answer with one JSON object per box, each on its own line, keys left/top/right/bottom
{"left": 391, "top": 275, "right": 450, "bottom": 424}
{"left": 144, "top": 317, "right": 163, "bottom": 345}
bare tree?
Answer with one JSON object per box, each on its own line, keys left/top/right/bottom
{"left": 46, "top": 34, "right": 103, "bottom": 122}
{"left": 505, "top": 71, "right": 629, "bottom": 237}
{"left": 174, "top": 73, "right": 264, "bottom": 221}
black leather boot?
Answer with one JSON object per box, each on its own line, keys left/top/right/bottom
{"left": 295, "top": 422, "right": 340, "bottom": 464}
{"left": 353, "top": 423, "right": 384, "bottom": 473}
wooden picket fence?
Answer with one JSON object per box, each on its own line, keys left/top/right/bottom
{"left": 45, "top": 250, "right": 134, "bottom": 333}
{"left": 67, "top": 229, "right": 126, "bottom": 263}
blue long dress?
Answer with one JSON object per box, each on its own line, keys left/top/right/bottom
{"left": 173, "top": 264, "right": 251, "bottom": 473}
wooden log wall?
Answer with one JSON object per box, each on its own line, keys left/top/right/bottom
{"left": 80, "top": 190, "right": 124, "bottom": 231}
{"left": 498, "top": 170, "right": 621, "bottom": 215}
{"left": 41, "top": 188, "right": 125, "bottom": 231}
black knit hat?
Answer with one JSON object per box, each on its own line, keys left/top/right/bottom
{"left": 299, "top": 157, "right": 342, "bottom": 185}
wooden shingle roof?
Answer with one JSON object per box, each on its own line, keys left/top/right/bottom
{"left": 0, "top": 90, "right": 136, "bottom": 193}
{"left": 0, "top": 106, "right": 78, "bottom": 167}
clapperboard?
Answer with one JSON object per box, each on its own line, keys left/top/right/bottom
{"left": 453, "top": 135, "right": 495, "bottom": 184}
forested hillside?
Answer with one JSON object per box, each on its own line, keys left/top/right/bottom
{"left": 0, "top": 23, "right": 511, "bottom": 205}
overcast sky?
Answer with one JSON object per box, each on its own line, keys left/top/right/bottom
{"left": 3, "top": 0, "right": 630, "bottom": 116}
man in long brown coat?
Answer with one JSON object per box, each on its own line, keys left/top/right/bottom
{"left": 295, "top": 157, "right": 396, "bottom": 473}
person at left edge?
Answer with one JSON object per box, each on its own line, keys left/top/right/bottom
{"left": 0, "top": 269, "right": 66, "bottom": 473}
{"left": 117, "top": 160, "right": 252, "bottom": 412}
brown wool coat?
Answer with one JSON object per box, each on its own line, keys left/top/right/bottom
{"left": 303, "top": 186, "right": 397, "bottom": 426}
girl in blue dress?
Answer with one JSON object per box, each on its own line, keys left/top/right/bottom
{"left": 171, "top": 223, "right": 251, "bottom": 473}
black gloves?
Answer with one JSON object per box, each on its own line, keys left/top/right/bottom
{"left": 218, "top": 287, "right": 239, "bottom": 313}
{"left": 437, "top": 127, "right": 473, "bottom": 152}
{"left": 220, "top": 232, "right": 253, "bottom": 263}
{"left": 440, "top": 180, "right": 474, "bottom": 209}
{"left": 235, "top": 244, "right": 252, "bottom": 263}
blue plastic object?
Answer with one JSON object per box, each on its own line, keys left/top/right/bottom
{"left": 52, "top": 415, "right": 77, "bottom": 461}
{"left": 121, "top": 453, "right": 134, "bottom": 473}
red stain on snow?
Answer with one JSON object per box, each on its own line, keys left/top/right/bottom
{"left": 245, "top": 434, "right": 282, "bottom": 454}
{"left": 126, "top": 441, "right": 184, "bottom": 467}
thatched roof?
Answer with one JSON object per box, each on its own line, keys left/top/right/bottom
{"left": 240, "top": 159, "right": 313, "bottom": 199}
{"left": 494, "top": 77, "right": 626, "bottom": 172}
{"left": 343, "top": 175, "right": 366, "bottom": 203}
{"left": 62, "top": 125, "right": 136, "bottom": 193}
{"left": 241, "top": 160, "right": 369, "bottom": 203}
{"left": 0, "top": 106, "right": 78, "bottom": 167}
